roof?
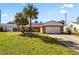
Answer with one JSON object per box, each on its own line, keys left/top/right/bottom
{"left": 0, "top": 24, "right": 5, "bottom": 27}
{"left": 43, "top": 21, "right": 63, "bottom": 26}
{"left": 5, "top": 24, "right": 17, "bottom": 28}
{"left": 19, "top": 20, "right": 64, "bottom": 27}
{"left": 26, "top": 23, "right": 42, "bottom": 27}
{"left": 0, "top": 24, "right": 17, "bottom": 28}
{"left": 26, "top": 21, "right": 63, "bottom": 27}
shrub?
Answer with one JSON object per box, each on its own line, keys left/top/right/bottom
{"left": 66, "top": 27, "right": 72, "bottom": 34}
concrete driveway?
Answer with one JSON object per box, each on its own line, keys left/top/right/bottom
{"left": 48, "top": 34, "right": 79, "bottom": 52}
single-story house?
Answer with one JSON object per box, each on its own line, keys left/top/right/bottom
{"left": 64, "top": 22, "right": 79, "bottom": 32}
{"left": 19, "top": 21, "right": 64, "bottom": 33}
{"left": 0, "top": 24, "right": 18, "bottom": 32}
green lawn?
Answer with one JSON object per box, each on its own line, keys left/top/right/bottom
{"left": 72, "top": 32, "right": 79, "bottom": 36}
{"left": 0, "top": 32, "right": 79, "bottom": 55}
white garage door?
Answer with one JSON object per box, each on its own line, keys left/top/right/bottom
{"left": 46, "top": 27, "right": 61, "bottom": 33}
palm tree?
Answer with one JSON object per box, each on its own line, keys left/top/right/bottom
{"left": 59, "top": 20, "right": 65, "bottom": 25}
{"left": 23, "top": 4, "right": 38, "bottom": 32}
{"left": 15, "top": 12, "right": 28, "bottom": 34}
{"left": 15, "top": 13, "right": 21, "bottom": 30}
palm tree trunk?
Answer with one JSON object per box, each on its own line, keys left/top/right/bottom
{"left": 30, "top": 18, "right": 32, "bottom": 33}
{"left": 17, "top": 26, "right": 19, "bottom": 32}
{"left": 22, "top": 24, "right": 24, "bottom": 34}
{"left": 17, "top": 24, "right": 19, "bottom": 31}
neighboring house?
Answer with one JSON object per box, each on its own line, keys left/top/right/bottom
{"left": 19, "top": 21, "right": 64, "bottom": 33}
{"left": 0, "top": 24, "right": 18, "bottom": 32}
{"left": 64, "top": 22, "right": 79, "bottom": 32}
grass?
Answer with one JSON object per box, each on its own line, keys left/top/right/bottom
{"left": 0, "top": 32, "right": 79, "bottom": 55}
{"left": 72, "top": 32, "right": 79, "bottom": 36}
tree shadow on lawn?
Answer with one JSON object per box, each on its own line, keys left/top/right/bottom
{"left": 58, "top": 39, "right": 79, "bottom": 50}
{"left": 19, "top": 33, "right": 67, "bottom": 47}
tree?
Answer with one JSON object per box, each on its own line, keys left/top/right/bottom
{"left": 23, "top": 4, "right": 39, "bottom": 32}
{"left": 15, "top": 13, "right": 21, "bottom": 29}
{"left": 7, "top": 21, "right": 15, "bottom": 24}
{"left": 15, "top": 12, "right": 29, "bottom": 34}
{"left": 77, "top": 16, "right": 79, "bottom": 23}
{"left": 34, "top": 21, "right": 38, "bottom": 23}
{"left": 40, "top": 21, "right": 43, "bottom": 24}
{"left": 59, "top": 20, "right": 65, "bottom": 25}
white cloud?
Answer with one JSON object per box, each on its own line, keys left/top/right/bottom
{"left": 2, "top": 13, "right": 8, "bottom": 18}
{"left": 59, "top": 9, "right": 67, "bottom": 14}
{"left": 64, "top": 4, "right": 74, "bottom": 8}
{"left": 60, "top": 4, "right": 74, "bottom": 9}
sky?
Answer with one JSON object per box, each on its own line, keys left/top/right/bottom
{"left": 0, "top": 3, "right": 79, "bottom": 23}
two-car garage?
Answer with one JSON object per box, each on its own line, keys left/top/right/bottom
{"left": 45, "top": 27, "right": 61, "bottom": 33}
{"left": 41, "top": 21, "right": 64, "bottom": 34}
